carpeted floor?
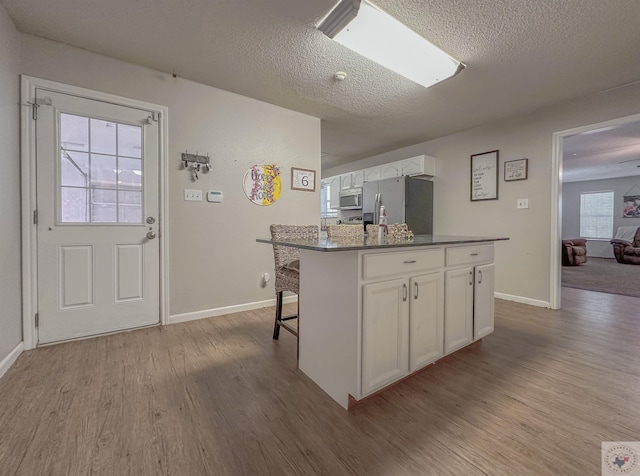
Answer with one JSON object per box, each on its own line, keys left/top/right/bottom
{"left": 562, "top": 257, "right": 640, "bottom": 298}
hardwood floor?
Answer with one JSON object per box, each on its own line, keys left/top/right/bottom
{"left": 1, "top": 288, "right": 639, "bottom": 475}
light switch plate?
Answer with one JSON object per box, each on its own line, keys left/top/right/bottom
{"left": 207, "top": 190, "right": 223, "bottom": 203}
{"left": 517, "top": 198, "right": 529, "bottom": 209}
{"left": 184, "top": 189, "right": 202, "bottom": 201}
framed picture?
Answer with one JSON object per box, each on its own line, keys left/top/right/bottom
{"left": 291, "top": 167, "right": 316, "bottom": 192}
{"left": 470, "top": 150, "right": 499, "bottom": 201}
{"left": 504, "top": 158, "right": 528, "bottom": 181}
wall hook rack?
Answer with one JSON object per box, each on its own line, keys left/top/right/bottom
{"left": 182, "top": 151, "right": 212, "bottom": 181}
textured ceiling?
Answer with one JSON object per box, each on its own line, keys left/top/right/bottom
{"left": 3, "top": 0, "right": 640, "bottom": 169}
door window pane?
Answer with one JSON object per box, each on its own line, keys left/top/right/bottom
{"left": 90, "top": 119, "right": 117, "bottom": 155}
{"left": 119, "top": 191, "right": 142, "bottom": 223}
{"left": 60, "top": 151, "right": 89, "bottom": 187}
{"left": 61, "top": 187, "right": 88, "bottom": 222}
{"left": 118, "top": 158, "right": 142, "bottom": 189}
{"left": 60, "top": 114, "right": 89, "bottom": 152}
{"left": 118, "top": 124, "right": 142, "bottom": 158}
{"left": 90, "top": 154, "right": 117, "bottom": 189}
{"left": 91, "top": 189, "right": 117, "bottom": 223}
{"left": 59, "top": 113, "right": 145, "bottom": 224}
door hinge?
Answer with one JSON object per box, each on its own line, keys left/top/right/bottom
{"left": 35, "top": 313, "right": 39, "bottom": 328}
{"left": 33, "top": 210, "right": 38, "bottom": 224}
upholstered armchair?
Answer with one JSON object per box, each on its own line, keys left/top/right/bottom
{"left": 562, "top": 238, "right": 587, "bottom": 266}
{"left": 611, "top": 227, "right": 640, "bottom": 264}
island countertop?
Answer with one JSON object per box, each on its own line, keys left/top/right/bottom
{"left": 256, "top": 234, "right": 509, "bottom": 251}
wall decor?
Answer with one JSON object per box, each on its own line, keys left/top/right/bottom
{"left": 504, "top": 158, "right": 528, "bottom": 181}
{"left": 470, "top": 150, "right": 499, "bottom": 201}
{"left": 623, "top": 195, "right": 640, "bottom": 218}
{"left": 291, "top": 167, "right": 316, "bottom": 192}
{"left": 243, "top": 164, "right": 282, "bottom": 206}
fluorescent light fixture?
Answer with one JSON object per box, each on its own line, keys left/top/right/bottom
{"left": 318, "top": 0, "right": 464, "bottom": 88}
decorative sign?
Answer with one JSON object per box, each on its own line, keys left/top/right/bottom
{"left": 243, "top": 164, "right": 282, "bottom": 206}
{"left": 504, "top": 158, "right": 528, "bottom": 181}
{"left": 623, "top": 195, "right": 640, "bottom": 218}
{"left": 470, "top": 150, "right": 499, "bottom": 201}
{"left": 291, "top": 167, "right": 316, "bottom": 191}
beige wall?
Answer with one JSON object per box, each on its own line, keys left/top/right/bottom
{"left": 20, "top": 34, "right": 321, "bottom": 318}
{"left": 0, "top": 4, "right": 22, "bottom": 363}
{"left": 324, "top": 84, "right": 640, "bottom": 304}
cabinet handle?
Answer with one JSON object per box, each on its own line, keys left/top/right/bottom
{"left": 469, "top": 270, "right": 473, "bottom": 285}
{"left": 414, "top": 282, "right": 419, "bottom": 299}
{"left": 402, "top": 283, "right": 408, "bottom": 302}
{"left": 470, "top": 253, "right": 479, "bottom": 256}
{"left": 403, "top": 260, "right": 417, "bottom": 264}
{"left": 478, "top": 270, "right": 483, "bottom": 284}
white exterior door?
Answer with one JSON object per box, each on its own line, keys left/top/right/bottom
{"left": 36, "top": 89, "right": 160, "bottom": 344}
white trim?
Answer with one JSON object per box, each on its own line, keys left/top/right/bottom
{"left": 20, "top": 76, "right": 170, "bottom": 349}
{"left": 169, "top": 295, "right": 299, "bottom": 325}
{"left": 550, "top": 112, "right": 640, "bottom": 311}
{"left": 0, "top": 342, "right": 24, "bottom": 380}
{"left": 495, "top": 292, "right": 550, "bottom": 308}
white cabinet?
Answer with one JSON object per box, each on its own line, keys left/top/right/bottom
{"left": 328, "top": 176, "right": 341, "bottom": 209}
{"left": 362, "top": 278, "right": 409, "bottom": 395}
{"left": 444, "top": 267, "right": 474, "bottom": 353}
{"left": 340, "top": 170, "right": 364, "bottom": 190}
{"left": 474, "top": 263, "right": 495, "bottom": 339}
{"left": 361, "top": 248, "right": 444, "bottom": 396}
{"left": 379, "top": 162, "right": 400, "bottom": 179}
{"left": 399, "top": 155, "right": 436, "bottom": 177}
{"left": 409, "top": 272, "right": 444, "bottom": 371}
{"left": 444, "top": 245, "right": 495, "bottom": 354}
{"left": 363, "top": 166, "right": 381, "bottom": 182}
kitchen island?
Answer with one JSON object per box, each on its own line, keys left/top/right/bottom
{"left": 257, "top": 235, "right": 508, "bottom": 409}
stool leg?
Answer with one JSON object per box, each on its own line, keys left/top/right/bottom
{"left": 273, "top": 291, "right": 283, "bottom": 340}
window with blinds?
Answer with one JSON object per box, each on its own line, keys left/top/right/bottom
{"left": 579, "top": 191, "right": 614, "bottom": 239}
{"left": 320, "top": 182, "right": 337, "bottom": 218}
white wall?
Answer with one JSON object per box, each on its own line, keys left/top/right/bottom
{"left": 324, "top": 84, "right": 640, "bottom": 305}
{"left": 0, "top": 5, "right": 22, "bottom": 366}
{"left": 563, "top": 176, "right": 640, "bottom": 258}
{"left": 20, "top": 34, "right": 321, "bottom": 318}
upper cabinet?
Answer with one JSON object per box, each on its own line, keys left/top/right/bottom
{"left": 398, "top": 155, "right": 435, "bottom": 177}
{"left": 326, "top": 155, "right": 436, "bottom": 193}
{"left": 340, "top": 170, "right": 364, "bottom": 190}
{"left": 328, "top": 176, "right": 341, "bottom": 209}
{"left": 363, "top": 166, "right": 381, "bottom": 183}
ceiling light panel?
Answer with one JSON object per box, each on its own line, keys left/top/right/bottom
{"left": 318, "top": 0, "right": 464, "bottom": 88}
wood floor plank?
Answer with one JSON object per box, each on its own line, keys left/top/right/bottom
{"left": 1, "top": 290, "right": 639, "bottom": 475}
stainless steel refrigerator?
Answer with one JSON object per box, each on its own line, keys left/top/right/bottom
{"left": 363, "top": 176, "right": 433, "bottom": 234}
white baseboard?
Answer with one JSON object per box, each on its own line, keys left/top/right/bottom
{"left": 0, "top": 342, "right": 24, "bottom": 380}
{"left": 495, "top": 292, "right": 551, "bottom": 308}
{"left": 169, "top": 295, "right": 298, "bottom": 325}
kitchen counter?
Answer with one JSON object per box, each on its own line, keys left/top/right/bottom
{"left": 256, "top": 234, "right": 508, "bottom": 251}
{"left": 257, "top": 234, "right": 508, "bottom": 410}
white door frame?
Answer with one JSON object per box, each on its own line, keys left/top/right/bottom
{"left": 20, "top": 75, "right": 170, "bottom": 349}
{"left": 550, "top": 111, "right": 640, "bottom": 309}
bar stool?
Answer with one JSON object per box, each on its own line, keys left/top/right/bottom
{"left": 326, "top": 224, "right": 364, "bottom": 240}
{"left": 270, "top": 225, "right": 319, "bottom": 344}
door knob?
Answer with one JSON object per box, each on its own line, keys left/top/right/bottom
{"left": 146, "top": 231, "right": 156, "bottom": 240}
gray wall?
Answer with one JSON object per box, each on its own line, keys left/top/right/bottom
{"left": 324, "top": 84, "right": 640, "bottom": 305}
{"left": 0, "top": 5, "right": 22, "bottom": 363}
{"left": 562, "top": 176, "right": 640, "bottom": 258}
{"left": 20, "top": 34, "right": 321, "bottom": 319}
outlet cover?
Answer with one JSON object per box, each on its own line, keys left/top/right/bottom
{"left": 517, "top": 198, "right": 529, "bottom": 209}
{"left": 184, "top": 189, "right": 202, "bottom": 201}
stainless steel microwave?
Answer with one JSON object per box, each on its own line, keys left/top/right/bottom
{"left": 339, "top": 189, "right": 362, "bottom": 210}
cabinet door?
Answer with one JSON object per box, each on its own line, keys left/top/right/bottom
{"left": 351, "top": 170, "right": 364, "bottom": 189}
{"left": 379, "top": 162, "right": 400, "bottom": 179}
{"left": 444, "top": 267, "right": 474, "bottom": 354}
{"left": 340, "top": 173, "right": 352, "bottom": 190}
{"left": 363, "top": 166, "right": 381, "bottom": 182}
{"left": 399, "top": 156, "right": 424, "bottom": 176}
{"left": 409, "top": 272, "right": 444, "bottom": 372}
{"left": 329, "top": 176, "right": 341, "bottom": 209}
{"left": 474, "top": 263, "right": 495, "bottom": 340}
{"left": 362, "top": 278, "right": 409, "bottom": 395}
